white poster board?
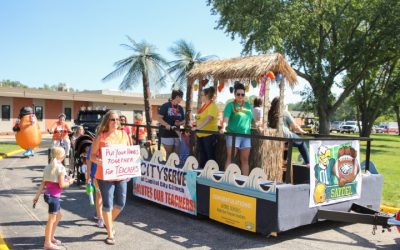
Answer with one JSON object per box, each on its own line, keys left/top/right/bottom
{"left": 309, "top": 140, "right": 362, "bottom": 207}
{"left": 101, "top": 145, "right": 141, "bottom": 180}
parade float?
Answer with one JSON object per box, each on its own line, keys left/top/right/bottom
{"left": 127, "top": 53, "right": 398, "bottom": 235}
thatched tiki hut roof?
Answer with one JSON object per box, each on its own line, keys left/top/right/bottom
{"left": 188, "top": 53, "right": 299, "bottom": 181}
{"left": 187, "top": 53, "right": 297, "bottom": 86}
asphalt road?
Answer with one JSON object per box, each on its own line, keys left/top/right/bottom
{"left": 0, "top": 148, "right": 398, "bottom": 250}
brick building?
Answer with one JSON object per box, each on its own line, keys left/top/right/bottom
{"left": 0, "top": 87, "right": 172, "bottom": 135}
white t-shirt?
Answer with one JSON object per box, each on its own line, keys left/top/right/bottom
{"left": 43, "top": 162, "right": 66, "bottom": 183}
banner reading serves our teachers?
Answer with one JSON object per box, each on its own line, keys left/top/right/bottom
{"left": 132, "top": 161, "right": 197, "bottom": 215}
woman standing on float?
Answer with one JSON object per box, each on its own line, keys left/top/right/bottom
{"left": 220, "top": 82, "right": 253, "bottom": 176}
{"left": 90, "top": 110, "right": 130, "bottom": 245}
{"left": 193, "top": 87, "right": 219, "bottom": 168}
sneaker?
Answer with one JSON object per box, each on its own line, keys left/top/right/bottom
{"left": 97, "top": 218, "right": 104, "bottom": 228}
{"left": 93, "top": 215, "right": 99, "bottom": 220}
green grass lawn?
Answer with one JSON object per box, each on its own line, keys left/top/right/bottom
{"left": 360, "top": 134, "right": 400, "bottom": 208}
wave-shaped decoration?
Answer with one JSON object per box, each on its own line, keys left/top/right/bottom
{"left": 166, "top": 153, "right": 180, "bottom": 168}
{"left": 140, "top": 148, "right": 149, "bottom": 161}
{"left": 220, "top": 164, "right": 244, "bottom": 187}
{"left": 244, "top": 168, "right": 268, "bottom": 191}
{"left": 264, "top": 181, "right": 276, "bottom": 193}
{"left": 150, "top": 150, "right": 164, "bottom": 164}
{"left": 199, "top": 160, "right": 219, "bottom": 181}
{"left": 182, "top": 156, "right": 199, "bottom": 171}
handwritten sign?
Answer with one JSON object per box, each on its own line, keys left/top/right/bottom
{"left": 101, "top": 145, "right": 141, "bottom": 180}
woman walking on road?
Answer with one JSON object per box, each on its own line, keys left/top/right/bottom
{"left": 90, "top": 110, "right": 130, "bottom": 245}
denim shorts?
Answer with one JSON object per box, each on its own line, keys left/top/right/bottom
{"left": 161, "top": 137, "right": 180, "bottom": 147}
{"left": 44, "top": 194, "right": 61, "bottom": 214}
{"left": 226, "top": 135, "right": 251, "bottom": 149}
{"left": 97, "top": 179, "right": 127, "bottom": 212}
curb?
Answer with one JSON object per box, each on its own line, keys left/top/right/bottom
{"left": 0, "top": 149, "right": 24, "bottom": 160}
{"left": 381, "top": 205, "right": 400, "bottom": 213}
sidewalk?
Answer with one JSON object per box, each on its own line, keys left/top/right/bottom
{"left": 0, "top": 148, "right": 398, "bottom": 249}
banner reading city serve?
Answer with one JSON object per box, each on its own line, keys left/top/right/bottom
{"left": 209, "top": 188, "right": 256, "bottom": 232}
{"left": 132, "top": 161, "right": 197, "bottom": 215}
{"left": 101, "top": 145, "right": 141, "bottom": 180}
{"left": 309, "top": 140, "right": 362, "bottom": 207}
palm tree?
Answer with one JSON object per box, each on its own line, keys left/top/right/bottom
{"left": 167, "top": 39, "right": 216, "bottom": 127}
{"left": 103, "top": 36, "right": 168, "bottom": 141}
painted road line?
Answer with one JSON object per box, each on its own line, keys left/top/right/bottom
{"left": 0, "top": 232, "right": 9, "bottom": 250}
{"left": 0, "top": 149, "right": 24, "bottom": 160}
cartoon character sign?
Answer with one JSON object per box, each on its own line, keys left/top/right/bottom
{"left": 309, "top": 140, "right": 362, "bottom": 207}
{"left": 13, "top": 107, "right": 41, "bottom": 156}
{"left": 314, "top": 146, "right": 336, "bottom": 186}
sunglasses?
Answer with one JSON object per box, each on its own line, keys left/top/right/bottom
{"left": 110, "top": 118, "right": 120, "bottom": 122}
{"left": 236, "top": 93, "right": 245, "bottom": 97}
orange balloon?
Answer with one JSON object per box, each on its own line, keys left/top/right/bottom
{"left": 218, "top": 79, "right": 225, "bottom": 92}
{"left": 245, "top": 84, "right": 250, "bottom": 92}
{"left": 15, "top": 115, "right": 42, "bottom": 150}
{"left": 266, "top": 71, "right": 276, "bottom": 80}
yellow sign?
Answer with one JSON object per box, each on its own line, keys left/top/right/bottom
{"left": 209, "top": 188, "right": 256, "bottom": 232}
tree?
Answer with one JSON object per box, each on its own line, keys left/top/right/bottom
{"left": 0, "top": 79, "right": 28, "bottom": 88}
{"left": 208, "top": 0, "right": 400, "bottom": 134}
{"left": 103, "top": 37, "right": 168, "bottom": 140}
{"left": 351, "top": 59, "right": 400, "bottom": 137}
{"left": 388, "top": 86, "right": 400, "bottom": 136}
{"left": 166, "top": 39, "right": 216, "bottom": 127}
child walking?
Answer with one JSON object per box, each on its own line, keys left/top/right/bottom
{"left": 33, "top": 146, "right": 74, "bottom": 250}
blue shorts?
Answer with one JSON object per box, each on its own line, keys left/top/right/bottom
{"left": 161, "top": 137, "right": 180, "bottom": 147}
{"left": 44, "top": 194, "right": 61, "bottom": 214}
{"left": 97, "top": 179, "right": 127, "bottom": 212}
{"left": 226, "top": 135, "right": 251, "bottom": 149}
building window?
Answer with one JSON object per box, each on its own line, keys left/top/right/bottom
{"left": 64, "top": 107, "right": 72, "bottom": 121}
{"left": 1, "top": 105, "right": 11, "bottom": 121}
{"left": 35, "top": 106, "right": 43, "bottom": 121}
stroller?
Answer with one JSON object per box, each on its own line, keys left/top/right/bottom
{"left": 71, "top": 131, "right": 95, "bottom": 185}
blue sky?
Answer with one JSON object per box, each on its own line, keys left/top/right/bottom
{"left": 0, "top": 0, "right": 304, "bottom": 103}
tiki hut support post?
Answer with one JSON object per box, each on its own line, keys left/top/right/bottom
{"left": 262, "top": 78, "right": 271, "bottom": 131}
{"left": 278, "top": 78, "right": 285, "bottom": 136}
{"left": 197, "top": 78, "right": 204, "bottom": 111}
{"left": 185, "top": 78, "right": 194, "bottom": 128}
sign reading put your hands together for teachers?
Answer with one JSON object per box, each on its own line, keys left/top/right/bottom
{"left": 101, "top": 145, "right": 141, "bottom": 180}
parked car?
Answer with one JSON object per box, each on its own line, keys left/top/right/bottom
{"left": 330, "top": 121, "right": 344, "bottom": 133}
{"left": 339, "top": 121, "right": 360, "bottom": 133}
{"left": 75, "top": 109, "right": 108, "bottom": 134}
{"left": 374, "top": 125, "right": 386, "bottom": 133}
